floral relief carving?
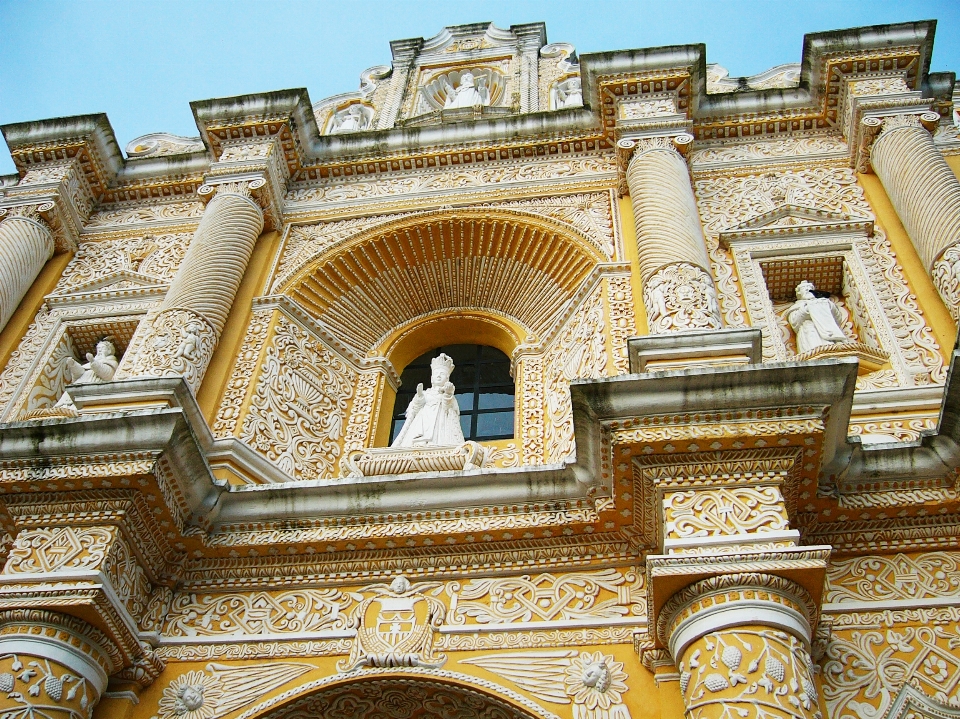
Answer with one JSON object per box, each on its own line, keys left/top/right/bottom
{"left": 0, "top": 653, "right": 92, "bottom": 719}
{"left": 605, "top": 275, "right": 635, "bottom": 374}
{"left": 239, "top": 315, "right": 356, "bottom": 480}
{"left": 543, "top": 285, "right": 608, "bottom": 463}
{"left": 823, "top": 624, "right": 960, "bottom": 718}
{"left": 212, "top": 309, "right": 273, "bottom": 439}
{"left": 484, "top": 193, "right": 617, "bottom": 259}
{"left": 284, "top": 157, "right": 617, "bottom": 207}
{"left": 84, "top": 202, "right": 204, "bottom": 229}
{"left": 153, "top": 662, "right": 313, "bottom": 719}
{"left": 446, "top": 568, "right": 645, "bottom": 625}
{"left": 164, "top": 588, "right": 358, "bottom": 637}
{"left": 55, "top": 233, "right": 191, "bottom": 291}
{"left": 663, "top": 486, "right": 790, "bottom": 539}
{"left": 825, "top": 552, "right": 960, "bottom": 605}
{"left": 690, "top": 137, "right": 848, "bottom": 167}
{"left": 104, "top": 532, "right": 151, "bottom": 619}
{"left": 680, "top": 629, "right": 820, "bottom": 719}
{"left": 118, "top": 308, "right": 218, "bottom": 392}
{"left": 462, "top": 650, "right": 632, "bottom": 719}
{"left": 342, "top": 371, "right": 382, "bottom": 454}
{"left": 932, "top": 242, "right": 960, "bottom": 323}
{"left": 4, "top": 526, "right": 116, "bottom": 574}
{"left": 644, "top": 263, "right": 722, "bottom": 334}
{"left": 694, "top": 168, "right": 945, "bottom": 384}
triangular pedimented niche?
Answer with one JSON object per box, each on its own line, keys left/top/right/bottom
{"left": 48, "top": 270, "right": 169, "bottom": 299}
{"left": 719, "top": 204, "right": 874, "bottom": 246}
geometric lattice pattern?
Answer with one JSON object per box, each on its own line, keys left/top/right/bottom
{"left": 760, "top": 255, "right": 845, "bottom": 301}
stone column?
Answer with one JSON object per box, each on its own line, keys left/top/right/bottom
{"left": 623, "top": 135, "right": 722, "bottom": 334}
{"left": 661, "top": 574, "right": 821, "bottom": 719}
{"left": 868, "top": 112, "right": 960, "bottom": 320}
{"left": 0, "top": 610, "right": 116, "bottom": 717}
{"left": 0, "top": 204, "right": 55, "bottom": 333}
{"left": 116, "top": 180, "right": 265, "bottom": 391}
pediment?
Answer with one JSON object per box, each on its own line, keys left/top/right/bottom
{"left": 720, "top": 204, "right": 873, "bottom": 245}
{"left": 49, "top": 270, "right": 169, "bottom": 299}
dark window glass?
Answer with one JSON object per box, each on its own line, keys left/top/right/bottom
{"left": 390, "top": 344, "right": 515, "bottom": 443}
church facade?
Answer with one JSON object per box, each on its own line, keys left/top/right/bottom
{"left": 0, "top": 18, "right": 959, "bottom": 719}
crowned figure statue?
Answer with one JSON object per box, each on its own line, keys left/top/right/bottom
{"left": 392, "top": 353, "right": 465, "bottom": 448}
{"left": 786, "top": 280, "right": 847, "bottom": 354}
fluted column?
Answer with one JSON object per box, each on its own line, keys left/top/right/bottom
{"left": 661, "top": 574, "right": 822, "bottom": 719}
{"left": 623, "top": 135, "right": 722, "bottom": 333}
{"left": 0, "top": 204, "right": 55, "bottom": 333}
{"left": 868, "top": 112, "right": 960, "bottom": 321}
{"left": 116, "top": 180, "right": 265, "bottom": 391}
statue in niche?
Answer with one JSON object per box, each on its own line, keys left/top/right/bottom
{"left": 391, "top": 353, "right": 465, "bottom": 448}
{"left": 54, "top": 338, "right": 119, "bottom": 409}
{"left": 554, "top": 77, "right": 583, "bottom": 109}
{"left": 787, "top": 280, "right": 847, "bottom": 354}
{"left": 331, "top": 104, "right": 370, "bottom": 133}
{"left": 442, "top": 71, "right": 490, "bottom": 109}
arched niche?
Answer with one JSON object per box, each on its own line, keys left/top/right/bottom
{"left": 277, "top": 210, "right": 605, "bottom": 360}
{"left": 375, "top": 313, "right": 523, "bottom": 446}
{"left": 247, "top": 670, "right": 559, "bottom": 719}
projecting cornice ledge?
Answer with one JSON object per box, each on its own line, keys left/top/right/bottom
{"left": 570, "top": 350, "right": 960, "bottom": 500}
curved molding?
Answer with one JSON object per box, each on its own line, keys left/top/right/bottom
{"left": 235, "top": 667, "right": 559, "bottom": 719}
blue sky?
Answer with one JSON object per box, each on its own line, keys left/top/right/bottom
{"left": 1, "top": 0, "right": 958, "bottom": 176}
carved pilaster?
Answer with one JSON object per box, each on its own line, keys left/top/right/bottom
{"left": 621, "top": 134, "right": 722, "bottom": 334}
{"left": 376, "top": 38, "right": 423, "bottom": 129}
{"left": 114, "top": 179, "right": 264, "bottom": 392}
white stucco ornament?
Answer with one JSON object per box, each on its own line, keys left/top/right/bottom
{"left": 786, "top": 280, "right": 847, "bottom": 354}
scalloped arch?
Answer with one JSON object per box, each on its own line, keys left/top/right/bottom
{"left": 279, "top": 210, "right": 605, "bottom": 357}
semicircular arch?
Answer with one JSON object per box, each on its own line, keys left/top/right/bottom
{"left": 279, "top": 209, "right": 605, "bottom": 358}
{"left": 241, "top": 668, "right": 561, "bottom": 719}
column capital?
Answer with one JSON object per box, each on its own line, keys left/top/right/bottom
{"left": 0, "top": 197, "right": 76, "bottom": 252}
{"left": 853, "top": 110, "right": 940, "bottom": 173}
{"left": 616, "top": 133, "right": 693, "bottom": 196}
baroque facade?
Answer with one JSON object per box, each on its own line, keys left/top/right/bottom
{"left": 0, "top": 18, "right": 959, "bottom": 719}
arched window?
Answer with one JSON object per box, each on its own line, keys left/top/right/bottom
{"left": 391, "top": 344, "right": 514, "bottom": 443}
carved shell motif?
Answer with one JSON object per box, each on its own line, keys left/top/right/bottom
{"left": 420, "top": 67, "right": 506, "bottom": 110}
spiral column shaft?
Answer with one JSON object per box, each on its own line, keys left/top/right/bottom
{"left": 116, "top": 186, "right": 264, "bottom": 391}
{"left": 871, "top": 116, "right": 960, "bottom": 319}
{"left": 626, "top": 143, "right": 722, "bottom": 333}
{"left": 0, "top": 214, "right": 54, "bottom": 333}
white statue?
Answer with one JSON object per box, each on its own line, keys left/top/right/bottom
{"left": 176, "top": 321, "right": 202, "bottom": 361}
{"left": 443, "top": 71, "right": 490, "bottom": 109}
{"left": 787, "top": 280, "right": 847, "bottom": 354}
{"left": 55, "top": 338, "right": 119, "bottom": 408}
{"left": 331, "top": 104, "right": 369, "bottom": 133}
{"left": 554, "top": 77, "right": 582, "bottom": 109}
{"left": 391, "top": 353, "right": 465, "bottom": 448}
